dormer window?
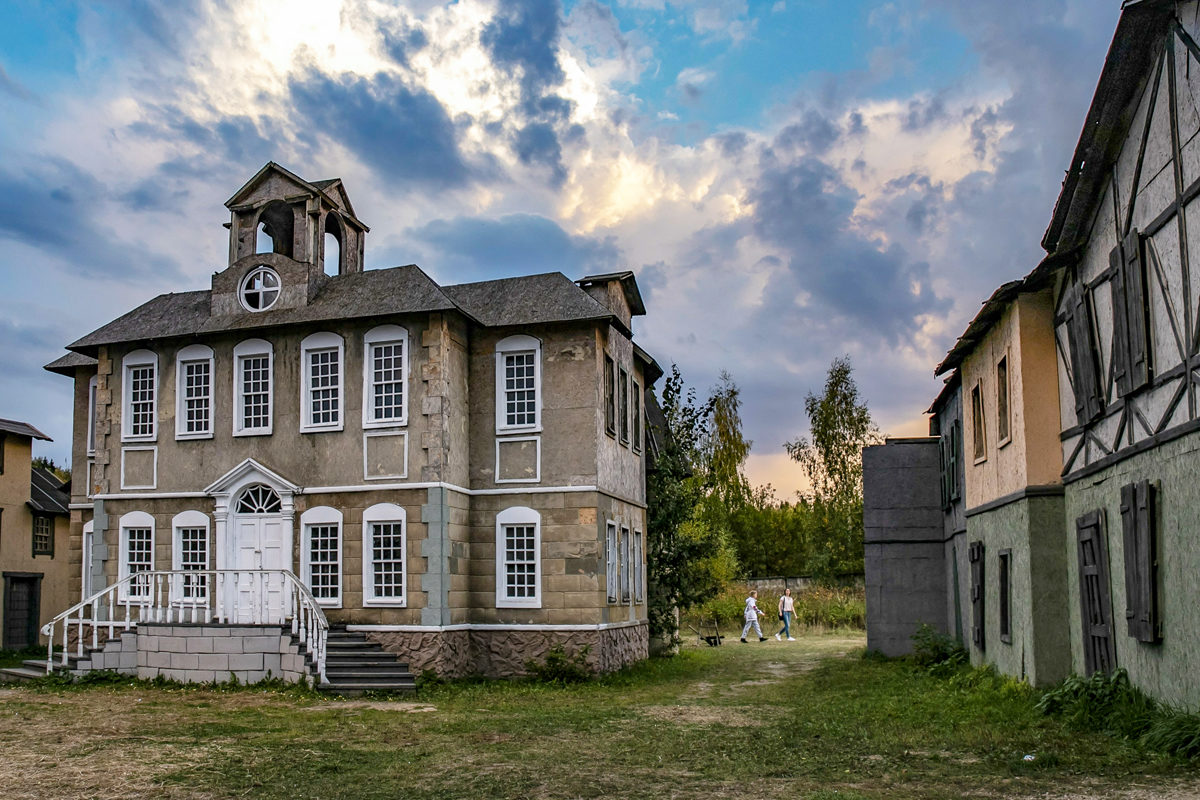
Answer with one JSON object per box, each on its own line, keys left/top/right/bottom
{"left": 240, "top": 266, "right": 281, "bottom": 312}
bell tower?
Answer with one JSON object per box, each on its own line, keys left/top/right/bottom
{"left": 223, "top": 162, "right": 369, "bottom": 275}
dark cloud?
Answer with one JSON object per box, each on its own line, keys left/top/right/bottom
{"left": 748, "top": 155, "right": 948, "bottom": 340}
{"left": 379, "top": 18, "right": 428, "bottom": 67}
{"left": 407, "top": 213, "right": 622, "bottom": 282}
{"left": 128, "top": 109, "right": 280, "bottom": 173}
{"left": 774, "top": 110, "right": 841, "bottom": 154}
{"left": 0, "top": 160, "right": 182, "bottom": 281}
{"left": 288, "top": 70, "right": 475, "bottom": 189}
{"left": 901, "top": 93, "right": 946, "bottom": 131}
{"left": 846, "top": 110, "right": 867, "bottom": 137}
{"left": 514, "top": 123, "right": 567, "bottom": 188}
{"left": 716, "top": 131, "right": 749, "bottom": 159}
{"left": 483, "top": 0, "right": 566, "bottom": 108}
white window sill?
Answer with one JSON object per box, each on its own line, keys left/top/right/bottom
{"left": 121, "top": 435, "right": 157, "bottom": 444}
{"left": 300, "top": 424, "right": 345, "bottom": 434}
{"left": 314, "top": 598, "right": 342, "bottom": 609}
{"left": 497, "top": 425, "right": 542, "bottom": 436}
{"left": 175, "top": 432, "right": 213, "bottom": 441}
{"left": 363, "top": 418, "right": 408, "bottom": 430}
{"left": 363, "top": 598, "right": 407, "bottom": 607}
{"left": 234, "top": 428, "right": 273, "bottom": 437}
{"left": 497, "top": 599, "right": 542, "bottom": 609}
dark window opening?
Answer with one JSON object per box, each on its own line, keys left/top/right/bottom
{"left": 255, "top": 200, "right": 295, "bottom": 258}
{"left": 32, "top": 514, "right": 53, "bottom": 557}
{"left": 969, "top": 540, "right": 985, "bottom": 651}
{"left": 971, "top": 383, "right": 986, "bottom": 461}
{"left": 619, "top": 367, "right": 629, "bottom": 445}
{"left": 999, "top": 549, "right": 1011, "bottom": 644}
{"left": 604, "top": 355, "right": 616, "bottom": 436}
{"left": 996, "top": 356, "right": 1010, "bottom": 444}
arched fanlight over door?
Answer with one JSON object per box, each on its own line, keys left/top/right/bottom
{"left": 235, "top": 484, "right": 282, "bottom": 514}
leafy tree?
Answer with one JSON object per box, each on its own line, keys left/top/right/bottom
{"left": 783, "top": 356, "right": 882, "bottom": 579}
{"left": 32, "top": 456, "right": 70, "bottom": 483}
{"left": 785, "top": 356, "right": 882, "bottom": 504}
{"left": 645, "top": 367, "right": 739, "bottom": 648}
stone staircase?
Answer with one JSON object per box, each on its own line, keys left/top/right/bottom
{"left": 0, "top": 652, "right": 84, "bottom": 683}
{"left": 319, "top": 626, "right": 416, "bottom": 694}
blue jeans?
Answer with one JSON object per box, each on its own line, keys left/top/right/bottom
{"left": 778, "top": 611, "right": 792, "bottom": 638}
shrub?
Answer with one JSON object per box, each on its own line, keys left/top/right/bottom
{"left": 1036, "top": 669, "right": 1158, "bottom": 740}
{"left": 525, "top": 645, "right": 593, "bottom": 684}
{"left": 1143, "top": 711, "right": 1200, "bottom": 759}
{"left": 910, "top": 623, "right": 967, "bottom": 674}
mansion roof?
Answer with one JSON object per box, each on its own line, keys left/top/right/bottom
{"left": 65, "top": 265, "right": 617, "bottom": 355}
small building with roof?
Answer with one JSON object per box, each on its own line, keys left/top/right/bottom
{"left": 41, "top": 162, "right": 659, "bottom": 688}
{"left": 0, "top": 418, "right": 71, "bottom": 650}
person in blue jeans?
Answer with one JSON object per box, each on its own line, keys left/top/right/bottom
{"left": 741, "top": 590, "right": 767, "bottom": 642}
{"left": 775, "top": 587, "right": 796, "bottom": 641}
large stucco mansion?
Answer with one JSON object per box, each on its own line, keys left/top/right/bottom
{"left": 43, "top": 163, "right": 658, "bottom": 684}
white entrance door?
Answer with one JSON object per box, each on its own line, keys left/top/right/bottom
{"left": 232, "top": 514, "right": 287, "bottom": 623}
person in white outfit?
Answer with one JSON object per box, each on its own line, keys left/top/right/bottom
{"left": 775, "top": 587, "right": 796, "bottom": 641}
{"left": 741, "top": 590, "right": 767, "bottom": 642}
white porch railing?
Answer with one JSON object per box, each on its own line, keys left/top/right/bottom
{"left": 41, "top": 569, "right": 328, "bottom": 683}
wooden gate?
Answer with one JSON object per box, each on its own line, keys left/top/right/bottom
{"left": 1076, "top": 511, "right": 1116, "bottom": 675}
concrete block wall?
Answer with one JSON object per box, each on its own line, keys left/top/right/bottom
{"left": 74, "top": 623, "right": 316, "bottom": 685}
{"left": 863, "top": 438, "right": 947, "bottom": 656}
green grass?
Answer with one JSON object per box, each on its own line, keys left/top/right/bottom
{"left": 0, "top": 644, "right": 45, "bottom": 669}
{"left": 2, "top": 633, "right": 1197, "bottom": 799}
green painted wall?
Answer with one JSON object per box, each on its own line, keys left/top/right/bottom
{"left": 1064, "top": 428, "right": 1200, "bottom": 710}
{"left": 965, "top": 494, "right": 1069, "bottom": 686}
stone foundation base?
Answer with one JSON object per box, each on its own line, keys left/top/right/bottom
{"left": 365, "top": 623, "right": 649, "bottom": 679}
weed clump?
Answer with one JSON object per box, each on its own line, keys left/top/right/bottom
{"left": 909, "top": 624, "right": 967, "bottom": 676}
{"left": 525, "top": 644, "right": 592, "bottom": 684}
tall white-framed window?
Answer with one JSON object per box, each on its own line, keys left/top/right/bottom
{"left": 118, "top": 510, "right": 154, "bottom": 602}
{"left": 633, "top": 528, "right": 645, "bottom": 603}
{"left": 171, "top": 510, "right": 209, "bottom": 602}
{"left": 81, "top": 520, "right": 94, "bottom": 601}
{"left": 496, "top": 506, "right": 541, "bottom": 608}
{"left": 495, "top": 335, "right": 542, "bottom": 433}
{"left": 121, "top": 350, "right": 158, "bottom": 442}
{"left": 363, "top": 503, "right": 406, "bottom": 606}
{"left": 606, "top": 521, "right": 619, "bottom": 604}
{"left": 301, "top": 506, "right": 343, "bottom": 607}
{"left": 300, "top": 332, "right": 344, "bottom": 433}
{"left": 87, "top": 375, "right": 98, "bottom": 455}
{"left": 233, "top": 339, "right": 273, "bottom": 436}
{"left": 175, "top": 344, "right": 214, "bottom": 439}
{"left": 363, "top": 325, "right": 409, "bottom": 428}
{"left": 620, "top": 525, "right": 631, "bottom": 603}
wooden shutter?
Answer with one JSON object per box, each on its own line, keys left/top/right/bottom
{"left": 1076, "top": 511, "right": 1116, "bottom": 675}
{"left": 969, "top": 541, "right": 985, "bottom": 651}
{"left": 1110, "top": 243, "right": 1131, "bottom": 397}
{"left": 1120, "top": 480, "right": 1159, "bottom": 643}
{"left": 949, "top": 421, "right": 961, "bottom": 501}
{"left": 1064, "top": 282, "right": 1104, "bottom": 423}
{"left": 939, "top": 434, "right": 949, "bottom": 511}
{"left": 1123, "top": 230, "right": 1151, "bottom": 392}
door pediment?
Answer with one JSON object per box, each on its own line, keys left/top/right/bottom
{"left": 205, "top": 458, "right": 300, "bottom": 498}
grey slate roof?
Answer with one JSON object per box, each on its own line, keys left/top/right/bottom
{"left": 29, "top": 467, "right": 69, "bottom": 515}
{"left": 44, "top": 351, "right": 98, "bottom": 376}
{"left": 0, "top": 418, "right": 51, "bottom": 441}
{"left": 441, "top": 272, "right": 614, "bottom": 328}
{"left": 68, "top": 265, "right": 458, "bottom": 352}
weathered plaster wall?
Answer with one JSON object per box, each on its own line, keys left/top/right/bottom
{"left": 1064, "top": 428, "right": 1200, "bottom": 709}
{"left": 863, "top": 438, "right": 946, "bottom": 656}
{"left": 965, "top": 495, "right": 1069, "bottom": 686}
{"left": 1016, "top": 292, "right": 1064, "bottom": 486}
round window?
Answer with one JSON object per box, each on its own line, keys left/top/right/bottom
{"left": 240, "top": 266, "right": 281, "bottom": 312}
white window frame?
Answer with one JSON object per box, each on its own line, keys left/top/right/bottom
{"left": 118, "top": 510, "right": 155, "bottom": 603}
{"left": 81, "top": 520, "right": 94, "bottom": 601}
{"left": 362, "top": 503, "right": 407, "bottom": 607}
{"left": 363, "top": 325, "right": 409, "bottom": 429}
{"left": 171, "top": 510, "right": 210, "bottom": 603}
{"left": 233, "top": 338, "right": 273, "bottom": 436}
{"left": 495, "top": 335, "right": 542, "bottom": 434}
{"left": 300, "top": 332, "right": 345, "bottom": 433}
{"left": 121, "top": 350, "right": 158, "bottom": 442}
{"left": 239, "top": 265, "right": 282, "bottom": 312}
{"left": 620, "top": 525, "right": 631, "bottom": 604}
{"left": 175, "top": 344, "right": 214, "bottom": 440}
{"left": 634, "top": 528, "right": 645, "bottom": 603}
{"left": 606, "top": 521, "right": 619, "bottom": 604}
{"left": 87, "top": 375, "right": 98, "bottom": 455}
{"left": 301, "top": 505, "right": 343, "bottom": 608}
{"left": 496, "top": 505, "right": 541, "bottom": 608}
